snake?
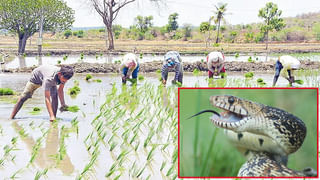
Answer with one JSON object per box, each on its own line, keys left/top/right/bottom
{"left": 189, "top": 95, "right": 316, "bottom": 177}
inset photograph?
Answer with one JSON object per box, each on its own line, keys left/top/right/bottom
{"left": 179, "top": 88, "right": 318, "bottom": 178}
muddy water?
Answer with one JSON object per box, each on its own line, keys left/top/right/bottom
{"left": 0, "top": 72, "right": 313, "bottom": 179}
{"left": 4, "top": 54, "right": 278, "bottom": 69}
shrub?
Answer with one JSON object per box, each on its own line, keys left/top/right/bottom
{"left": 64, "top": 30, "right": 72, "bottom": 39}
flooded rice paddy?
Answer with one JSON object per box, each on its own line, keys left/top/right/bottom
{"left": 0, "top": 69, "right": 319, "bottom": 179}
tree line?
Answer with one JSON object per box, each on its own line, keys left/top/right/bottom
{"left": 1, "top": 0, "right": 320, "bottom": 55}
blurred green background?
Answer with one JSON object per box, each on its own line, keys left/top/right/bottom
{"left": 179, "top": 88, "right": 318, "bottom": 177}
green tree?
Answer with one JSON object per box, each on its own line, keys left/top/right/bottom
{"left": 135, "top": 15, "right": 153, "bottom": 33}
{"left": 258, "top": 2, "right": 285, "bottom": 50}
{"left": 167, "top": 13, "right": 179, "bottom": 32}
{"left": 229, "top": 31, "right": 238, "bottom": 43}
{"left": 0, "top": 0, "right": 74, "bottom": 55}
{"left": 245, "top": 32, "right": 254, "bottom": 43}
{"left": 182, "top": 24, "right": 192, "bottom": 40}
{"left": 213, "top": 2, "right": 228, "bottom": 43}
{"left": 200, "top": 22, "right": 210, "bottom": 48}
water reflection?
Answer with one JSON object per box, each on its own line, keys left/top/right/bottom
{"left": 12, "top": 121, "right": 74, "bottom": 175}
{"left": 18, "top": 56, "right": 26, "bottom": 68}
{"left": 104, "top": 53, "right": 113, "bottom": 63}
{"left": 37, "top": 56, "right": 42, "bottom": 66}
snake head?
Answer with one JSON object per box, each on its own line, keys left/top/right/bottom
{"left": 209, "top": 95, "right": 255, "bottom": 131}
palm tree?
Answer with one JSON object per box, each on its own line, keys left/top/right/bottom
{"left": 213, "top": 2, "right": 227, "bottom": 43}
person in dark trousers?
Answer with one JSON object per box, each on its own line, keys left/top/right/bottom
{"left": 10, "top": 65, "right": 74, "bottom": 121}
{"left": 273, "top": 55, "right": 300, "bottom": 87}
{"left": 161, "top": 51, "right": 183, "bottom": 86}
{"left": 120, "top": 53, "right": 139, "bottom": 85}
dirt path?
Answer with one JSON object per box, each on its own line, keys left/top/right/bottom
{"left": 4, "top": 60, "right": 320, "bottom": 73}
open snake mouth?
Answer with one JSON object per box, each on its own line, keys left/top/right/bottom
{"left": 188, "top": 95, "right": 250, "bottom": 130}
{"left": 188, "top": 109, "right": 246, "bottom": 129}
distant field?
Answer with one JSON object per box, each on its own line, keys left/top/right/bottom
{"left": 1, "top": 35, "right": 320, "bottom": 55}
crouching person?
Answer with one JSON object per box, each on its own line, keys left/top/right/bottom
{"left": 161, "top": 51, "right": 183, "bottom": 86}
{"left": 120, "top": 53, "right": 139, "bottom": 85}
{"left": 272, "top": 55, "right": 301, "bottom": 87}
{"left": 10, "top": 65, "right": 74, "bottom": 122}
{"left": 207, "top": 51, "right": 226, "bottom": 78}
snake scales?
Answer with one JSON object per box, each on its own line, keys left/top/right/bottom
{"left": 190, "top": 95, "right": 316, "bottom": 177}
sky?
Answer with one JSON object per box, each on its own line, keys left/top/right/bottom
{"left": 66, "top": 0, "right": 320, "bottom": 28}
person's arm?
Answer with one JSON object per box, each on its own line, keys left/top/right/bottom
{"left": 45, "top": 90, "right": 55, "bottom": 121}
{"left": 58, "top": 83, "right": 67, "bottom": 108}
{"left": 207, "top": 60, "right": 215, "bottom": 73}
{"left": 174, "top": 62, "right": 181, "bottom": 82}
{"left": 126, "top": 67, "right": 134, "bottom": 78}
{"left": 161, "top": 64, "right": 169, "bottom": 85}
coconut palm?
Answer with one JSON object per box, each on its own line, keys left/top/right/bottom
{"left": 213, "top": 2, "right": 228, "bottom": 43}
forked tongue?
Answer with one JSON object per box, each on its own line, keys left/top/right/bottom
{"left": 187, "top": 110, "right": 221, "bottom": 119}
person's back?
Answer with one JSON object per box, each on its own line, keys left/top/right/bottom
{"left": 279, "top": 55, "right": 300, "bottom": 70}
{"left": 161, "top": 51, "right": 183, "bottom": 86}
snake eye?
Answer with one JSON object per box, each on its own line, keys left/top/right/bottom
{"left": 228, "top": 96, "right": 235, "bottom": 104}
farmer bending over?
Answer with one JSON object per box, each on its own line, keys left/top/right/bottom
{"left": 120, "top": 53, "right": 139, "bottom": 85}
{"left": 161, "top": 51, "right": 183, "bottom": 86}
{"left": 272, "top": 55, "right": 300, "bottom": 87}
{"left": 207, "top": 51, "right": 226, "bottom": 78}
{"left": 10, "top": 65, "right": 74, "bottom": 121}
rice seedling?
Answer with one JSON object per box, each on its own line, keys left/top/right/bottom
{"left": 85, "top": 74, "right": 93, "bottom": 81}
{"left": 192, "top": 68, "right": 201, "bottom": 76}
{"left": 146, "top": 144, "right": 158, "bottom": 161}
{"left": 247, "top": 56, "right": 253, "bottom": 62}
{"left": 29, "top": 107, "right": 41, "bottom": 115}
{"left": 28, "top": 137, "right": 42, "bottom": 165}
{"left": 10, "top": 168, "right": 23, "bottom": 179}
{"left": 93, "top": 79, "right": 102, "bottom": 83}
{"left": 68, "top": 86, "right": 81, "bottom": 97}
{"left": 160, "top": 161, "right": 166, "bottom": 171}
{"left": 34, "top": 168, "right": 48, "bottom": 180}
{"left": 63, "top": 55, "right": 68, "bottom": 61}
{"left": 138, "top": 75, "right": 144, "bottom": 81}
{"left": 11, "top": 136, "right": 18, "bottom": 146}
{"left": 244, "top": 71, "right": 254, "bottom": 78}
{"left": 65, "top": 105, "right": 80, "bottom": 112}
{"left": 0, "top": 88, "right": 14, "bottom": 95}
{"left": 235, "top": 53, "right": 239, "bottom": 58}
{"left": 80, "top": 52, "right": 84, "bottom": 60}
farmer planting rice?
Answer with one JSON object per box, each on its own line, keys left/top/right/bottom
{"left": 120, "top": 53, "right": 139, "bottom": 85}
{"left": 206, "top": 51, "right": 226, "bottom": 78}
{"left": 10, "top": 65, "right": 74, "bottom": 122}
{"left": 161, "top": 51, "right": 183, "bottom": 86}
{"left": 272, "top": 55, "right": 301, "bottom": 87}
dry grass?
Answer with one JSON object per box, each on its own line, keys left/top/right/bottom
{"left": 1, "top": 34, "right": 320, "bottom": 55}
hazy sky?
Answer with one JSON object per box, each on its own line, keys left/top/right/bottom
{"left": 66, "top": 0, "right": 320, "bottom": 28}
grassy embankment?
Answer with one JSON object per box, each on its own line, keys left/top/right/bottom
{"left": 1, "top": 35, "right": 320, "bottom": 56}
